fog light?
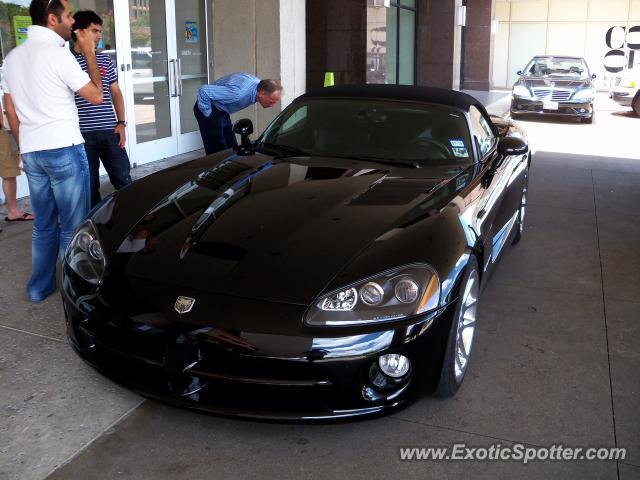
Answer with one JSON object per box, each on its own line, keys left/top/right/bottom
{"left": 580, "top": 108, "right": 586, "bottom": 113}
{"left": 378, "top": 354, "right": 410, "bottom": 378}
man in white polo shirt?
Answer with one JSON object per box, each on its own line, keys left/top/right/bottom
{"left": 1, "top": 0, "right": 103, "bottom": 302}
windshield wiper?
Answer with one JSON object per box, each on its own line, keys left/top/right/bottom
{"left": 257, "top": 142, "right": 310, "bottom": 158}
{"left": 329, "top": 154, "right": 421, "bottom": 168}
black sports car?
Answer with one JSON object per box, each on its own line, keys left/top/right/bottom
{"left": 62, "top": 85, "right": 530, "bottom": 420}
{"left": 510, "top": 55, "right": 596, "bottom": 123}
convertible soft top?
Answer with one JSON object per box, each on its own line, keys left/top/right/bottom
{"left": 301, "top": 84, "right": 483, "bottom": 112}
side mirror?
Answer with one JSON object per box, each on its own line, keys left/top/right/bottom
{"left": 497, "top": 136, "right": 528, "bottom": 156}
{"left": 233, "top": 119, "right": 254, "bottom": 156}
{"left": 516, "top": 70, "right": 523, "bottom": 76}
{"left": 591, "top": 73, "right": 597, "bottom": 79}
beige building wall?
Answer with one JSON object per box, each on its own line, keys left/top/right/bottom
{"left": 210, "top": 0, "right": 306, "bottom": 135}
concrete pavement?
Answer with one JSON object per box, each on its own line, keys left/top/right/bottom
{"left": 1, "top": 94, "right": 639, "bottom": 480}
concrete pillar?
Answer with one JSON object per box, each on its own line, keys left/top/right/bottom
{"left": 416, "top": 0, "right": 457, "bottom": 88}
{"left": 462, "top": 0, "right": 493, "bottom": 90}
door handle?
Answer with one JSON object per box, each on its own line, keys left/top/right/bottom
{"left": 168, "top": 59, "right": 177, "bottom": 97}
{"left": 176, "top": 58, "right": 183, "bottom": 97}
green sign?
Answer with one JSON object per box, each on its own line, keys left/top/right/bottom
{"left": 13, "top": 16, "right": 31, "bottom": 46}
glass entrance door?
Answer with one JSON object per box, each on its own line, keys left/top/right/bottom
{"left": 172, "top": 0, "right": 208, "bottom": 152}
{"left": 115, "top": 0, "right": 207, "bottom": 166}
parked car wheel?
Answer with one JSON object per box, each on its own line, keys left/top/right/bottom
{"left": 633, "top": 93, "right": 640, "bottom": 117}
{"left": 435, "top": 256, "right": 480, "bottom": 397}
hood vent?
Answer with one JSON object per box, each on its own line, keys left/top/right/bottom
{"left": 348, "top": 179, "right": 430, "bottom": 206}
{"left": 198, "top": 161, "right": 252, "bottom": 192}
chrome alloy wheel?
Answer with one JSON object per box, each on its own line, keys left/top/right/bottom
{"left": 453, "top": 269, "right": 479, "bottom": 382}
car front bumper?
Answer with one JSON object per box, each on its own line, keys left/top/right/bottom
{"left": 611, "top": 88, "right": 635, "bottom": 107}
{"left": 62, "top": 272, "right": 455, "bottom": 421}
{"left": 510, "top": 97, "right": 593, "bottom": 118}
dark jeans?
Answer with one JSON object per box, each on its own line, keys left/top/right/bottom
{"left": 193, "top": 102, "right": 238, "bottom": 155}
{"left": 82, "top": 129, "right": 132, "bottom": 207}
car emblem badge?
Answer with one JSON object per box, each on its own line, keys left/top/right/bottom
{"left": 174, "top": 296, "right": 196, "bottom": 314}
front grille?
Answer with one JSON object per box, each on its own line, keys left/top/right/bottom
{"left": 532, "top": 88, "right": 572, "bottom": 101}
{"left": 76, "top": 317, "right": 333, "bottom": 390}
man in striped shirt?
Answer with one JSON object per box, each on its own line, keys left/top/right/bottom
{"left": 72, "top": 10, "right": 131, "bottom": 207}
{"left": 195, "top": 73, "right": 282, "bottom": 155}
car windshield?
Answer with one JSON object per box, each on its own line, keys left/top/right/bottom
{"left": 260, "top": 99, "right": 474, "bottom": 167}
{"left": 525, "top": 57, "right": 589, "bottom": 78}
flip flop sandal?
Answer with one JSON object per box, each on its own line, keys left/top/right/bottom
{"left": 5, "top": 213, "right": 34, "bottom": 222}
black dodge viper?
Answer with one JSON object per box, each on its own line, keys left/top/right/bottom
{"left": 62, "top": 85, "right": 530, "bottom": 420}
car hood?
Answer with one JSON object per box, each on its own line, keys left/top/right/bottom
{"left": 519, "top": 76, "right": 590, "bottom": 90}
{"left": 99, "top": 154, "right": 460, "bottom": 306}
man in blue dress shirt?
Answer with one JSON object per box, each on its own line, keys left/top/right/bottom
{"left": 194, "top": 73, "right": 282, "bottom": 154}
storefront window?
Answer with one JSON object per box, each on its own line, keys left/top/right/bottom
{"left": 0, "top": 1, "right": 116, "bottom": 65}
{"left": 366, "top": 1, "right": 416, "bottom": 85}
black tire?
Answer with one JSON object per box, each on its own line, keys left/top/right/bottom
{"left": 512, "top": 174, "right": 529, "bottom": 245}
{"left": 633, "top": 94, "right": 640, "bottom": 117}
{"left": 435, "top": 256, "right": 480, "bottom": 398}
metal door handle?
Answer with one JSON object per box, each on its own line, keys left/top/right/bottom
{"left": 168, "top": 59, "right": 177, "bottom": 97}
{"left": 176, "top": 58, "right": 183, "bottom": 97}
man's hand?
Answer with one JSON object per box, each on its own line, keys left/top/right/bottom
{"left": 114, "top": 123, "right": 126, "bottom": 148}
{"left": 74, "top": 29, "right": 96, "bottom": 57}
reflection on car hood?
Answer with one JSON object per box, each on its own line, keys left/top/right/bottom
{"left": 97, "top": 154, "right": 463, "bottom": 305}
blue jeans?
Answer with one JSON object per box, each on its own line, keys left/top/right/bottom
{"left": 82, "top": 130, "right": 132, "bottom": 207}
{"left": 21, "top": 144, "right": 90, "bottom": 302}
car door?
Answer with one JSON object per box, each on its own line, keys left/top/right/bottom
{"left": 469, "top": 106, "right": 524, "bottom": 274}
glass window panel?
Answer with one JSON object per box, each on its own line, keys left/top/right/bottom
{"left": 175, "top": 0, "right": 208, "bottom": 134}
{"left": 491, "top": 22, "right": 510, "bottom": 88}
{"left": 398, "top": 8, "right": 414, "bottom": 85}
{"left": 386, "top": 6, "right": 397, "bottom": 84}
{"left": 469, "top": 106, "right": 496, "bottom": 158}
{"left": 0, "top": 2, "right": 30, "bottom": 65}
{"left": 129, "top": 0, "right": 171, "bottom": 143}
{"left": 400, "top": 0, "right": 416, "bottom": 8}
{"left": 366, "top": 6, "right": 388, "bottom": 84}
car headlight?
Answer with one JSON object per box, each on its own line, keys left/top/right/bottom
{"left": 512, "top": 85, "right": 531, "bottom": 98}
{"left": 64, "top": 220, "right": 106, "bottom": 286}
{"left": 572, "top": 88, "right": 595, "bottom": 101}
{"left": 304, "top": 264, "right": 441, "bottom": 327}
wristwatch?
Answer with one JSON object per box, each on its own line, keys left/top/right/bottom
{"left": 116, "top": 120, "right": 127, "bottom": 127}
